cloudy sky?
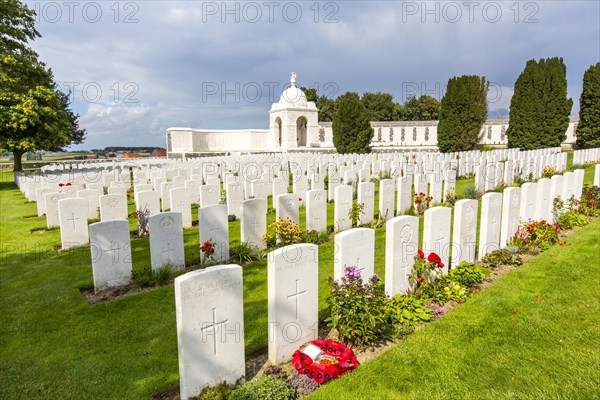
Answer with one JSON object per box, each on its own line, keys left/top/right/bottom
{"left": 24, "top": 0, "right": 600, "bottom": 150}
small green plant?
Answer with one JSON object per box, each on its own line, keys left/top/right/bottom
{"left": 133, "top": 264, "right": 176, "bottom": 288}
{"left": 370, "top": 214, "right": 386, "bottom": 229}
{"left": 443, "top": 282, "right": 468, "bottom": 303}
{"left": 579, "top": 184, "right": 600, "bottom": 217}
{"left": 197, "top": 381, "right": 233, "bottom": 400}
{"left": 230, "top": 376, "right": 296, "bottom": 400}
{"left": 230, "top": 242, "right": 257, "bottom": 264}
{"left": 460, "top": 185, "right": 480, "bottom": 200}
{"left": 220, "top": 189, "right": 227, "bottom": 205}
{"left": 301, "top": 229, "right": 330, "bottom": 245}
{"left": 558, "top": 211, "right": 590, "bottom": 230}
{"left": 327, "top": 266, "right": 391, "bottom": 346}
{"left": 448, "top": 262, "right": 489, "bottom": 288}
{"left": 386, "top": 295, "right": 433, "bottom": 333}
{"left": 481, "top": 248, "right": 522, "bottom": 268}
{"left": 349, "top": 201, "right": 365, "bottom": 227}
{"left": 228, "top": 214, "right": 237, "bottom": 222}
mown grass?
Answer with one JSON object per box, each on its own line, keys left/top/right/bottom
{"left": 0, "top": 157, "right": 596, "bottom": 399}
{"left": 308, "top": 218, "right": 600, "bottom": 399}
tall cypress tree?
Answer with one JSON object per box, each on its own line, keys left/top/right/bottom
{"left": 437, "top": 75, "right": 488, "bottom": 153}
{"left": 507, "top": 58, "right": 573, "bottom": 149}
{"left": 332, "top": 92, "right": 373, "bottom": 154}
{"left": 576, "top": 62, "right": 600, "bottom": 149}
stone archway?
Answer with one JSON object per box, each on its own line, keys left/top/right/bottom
{"left": 296, "top": 116, "right": 307, "bottom": 147}
{"left": 275, "top": 117, "right": 282, "bottom": 146}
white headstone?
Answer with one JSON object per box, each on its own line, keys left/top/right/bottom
{"left": 378, "top": 179, "right": 395, "bottom": 221}
{"left": 500, "top": 187, "right": 521, "bottom": 248}
{"left": 58, "top": 198, "right": 89, "bottom": 249}
{"left": 306, "top": 189, "right": 327, "bottom": 233}
{"left": 199, "top": 204, "right": 230, "bottom": 262}
{"left": 396, "top": 176, "right": 412, "bottom": 215}
{"left": 149, "top": 212, "right": 185, "bottom": 270}
{"left": 240, "top": 199, "right": 267, "bottom": 249}
{"left": 422, "top": 206, "right": 451, "bottom": 274}
{"left": 334, "top": 185, "right": 353, "bottom": 232}
{"left": 89, "top": 220, "right": 132, "bottom": 292}
{"left": 45, "top": 192, "right": 67, "bottom": 228}
{"left": 268, "top": 244, "right": 319, "bottom": 364}
{"left": 275, "top": 194, "right": 300, "bottom": 225}
{"left": 357, "top": 182, "right": 375, "bottom": 225}
{"left": 451, "top": 199, "right": 478, "bottom": 265}
{"left": 478, "top": 192, "right": 503, "bottom": 259}
{"left": 519, "top": 182, "right": 537, "bottom": 221}
{"left": 136, "top": 190, "right": 160, "bottom": 216}
{"left": 226, "top": 182, "right": 244, "bottom": 218}
{"left": 175, "top": 265, "right": 245, "bottom": 400}
{"left": 99, "top": 194, "right": 128, "bottom": 221}
{"left": 200, "top": 184, "right": 220, "bottom": 207}
{"left": 534, "top": 178, "right": 552, "bottom": 222}
{"left": 334, "top": 228, "right": 375, "bottom": 281}
{"left": 385, "top": 216, "right": 419, "bottom": 296}
{"left": 78, "top": 189, "right": 101, "bottom": 219}
{"left": 170, "top": 187, "right": 192, "bottom": 228}
{"left": 35, "top": 187, "right": 53, "bottom": 216}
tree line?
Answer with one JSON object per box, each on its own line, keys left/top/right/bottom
{"left": 331, "top": 59, "right": 599, "bottom": 154}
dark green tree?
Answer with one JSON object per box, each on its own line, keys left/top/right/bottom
{"left": 332, "top": 92, "right": 373, "bottom": 154}
{"left": 298, "top": 86, "right": 317, "bottom": 103}
{"left": 507, "top": 57, "right": 573, "bottom": 149}
{"left": 402, "top": 95, "right": 441, "bottom": 120}
{"left": 361, "top": 92, "right": 395, "bottom": 121}
{"left": 316, "top": 95, "right": 336, "bottom": 122}
{"left": 0, "top": 0, "right": 85, "bottom": 171}
{"left": 576, "top": 62, "right": 600, "bottom": 149}
{"left": 437, "top": 75, "right": 489, "bottom": 152}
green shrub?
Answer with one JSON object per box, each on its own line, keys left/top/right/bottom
{"left": 558, "top": 211, "right": 590, "bottom": 230}
{"left": 133, "top": 264, "right": 176, "bottom": 288}
{"left": 229, "top": 376, "right": 296, "bottom": 400}
{"left": 443, "top": 282, "right": 468, "bottom": 303}
{"left": 301, "top": 229, "right": 330, "bottom": 245}
{"left": 327, "top": 266, "right": 391, "bottom": 346}
{"left": 481, "top": 248, "right": 523, "bottom": 268}
{"left": 197, "top": 381, "right": 233, "bottom": 400}
{"left": 387, "top": 295, "right": 433, "bottom": 332}
{"left": 228, "top": 214, "right": 237, "bottom": 222}
{"left": 461, "top": 185, "right": 480, "bottom": 199}
{"left": 229, "top": 243, "right": 257, "bottom": 264}
{"left": 448, "top": 262, "right": 489, "bottom": 287}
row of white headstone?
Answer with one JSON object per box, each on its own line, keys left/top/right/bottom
{"left": 172, "top": 167, "right": 592, "bottom": 399}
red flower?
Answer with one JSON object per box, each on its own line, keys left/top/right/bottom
{"left": 554, "top": 224, "right": 560, "bottom": 233}
{"left": 588, "top": 205, "right": 593, "bottom": 209}
{"left": 65, "top": 183, "right": 71, "bottom": 186}
{"left": 415, "top": 199, "right": 421, "bottom": 204}
{"left": 587, "top": 195, "right": 592, "bottom": 200}
{"left": 418, "top": 278, "right": 425, "bottom": 284}
{"left": 514, "top": 309, "right": 519, "bottom": 315}
{"left": 292, "top": 339, "right": 359, "bottom": 384}
{"left": 298, "top": 198, "right": 302, "bottom": 202}
{"left": 438, "top": 263, "right": 445, "bottom": 269}
{"left": 427, "top": 252, "right": 442, "bottom": 266}
{"left": 418, "top": 250, "right": 425, "bottom": 259}
{"left": 58, "top": 183, "right": 64, "bottom": 187}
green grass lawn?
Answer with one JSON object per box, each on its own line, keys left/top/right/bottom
{"left": 0, "top": 157, "right": 597, "bottom": 399}
{"left": 308, "top": 218, "right": 600, "bottom": 399}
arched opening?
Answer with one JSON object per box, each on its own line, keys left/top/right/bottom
{"left": 275, "top": 117, "right": 282, "bottom": 147}
{"left": 296, "top": 116, "right": 307, "bottom": 147}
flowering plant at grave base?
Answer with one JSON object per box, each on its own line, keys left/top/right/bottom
{"left": 413, "top": 192, "right": 433, "bottom": 215}
{"left": 291, "top": 339, "right": 359, "bottom": 384}
{"left": 264, "top": 217, "right": 302, "bottom": 247}
{"left": 198, "top": 240, "right": 217, "bottom": 268}
{"left": 579, "top": 185, "right": 600, "bottom": 217}
{"left": 509, "top": 220, "right": 560, "bottom": 253}
{"left": 326, "top": 266, "right": 391, "bottom": 346}
{"left": 541, "top": 165, "right": 557, "bottom": 178}
{"left": 135, "top": 208, "right": 150, "bottom": 238}
{"left": 407, "top": 250, "right": 461, "bottom": 304}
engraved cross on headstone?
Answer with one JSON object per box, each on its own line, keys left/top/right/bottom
{"left": 68, "top": 212, "right": 80, "bottom": 230}
{"left": 105, "top": 241, "right": 121, "bottom": 263}
{"left": 287, "top": 279, "right": 307, "bottom": 321}
{"left": 201, "top": 308, "right": 229, "bottom": 356}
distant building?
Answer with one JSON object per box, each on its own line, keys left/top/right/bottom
{"left": 151, "top": 148, "right": 167, "bottom": 157}
{"left": 120, "top": 153, "right": 142, "bottom": 159}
